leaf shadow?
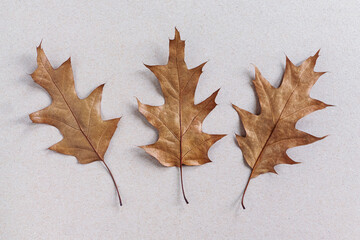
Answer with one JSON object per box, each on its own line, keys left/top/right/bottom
{"left": 245, "top": 69, "right": 261, "bottom": 117}
{"left": 12, "top": 53, "right": 46, "bottom": 136}
{"left": 136, "top": 44, "right": 168, "bottom": 99}
{"left": 137, "top": 69, "right": 163, "bottom": 97}
{"left": 19, "top": 52, "right": 37, "bottom": 73}
{"left": 147, "top": 44, "right": 168, "bottom": 65}
{"left": 130, "top": 102, "right": 156, "bottom": 134}
{"left": 133, "top": 147, "right": 165, "bottom": 169}
{"left": 17, "top": 53, "right": 43, "bottom": 89}
{"left": 129, "top": 104, "right": 164, "bottom": 169}
{"left": 232, "top": 191, "right": 245, "bottom": 213}
{"left": 245, "top": 61, "right": 286, "bottom": 117}
{"left": 273, "top": 61, "right": 286, "bottom": 88}
{"left": 13, "top": 114, "right": 33, "bottom": 127}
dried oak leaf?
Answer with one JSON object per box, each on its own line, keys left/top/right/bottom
{"left": 30, "top": 45, "right": 122, "bottom": 206}
{"left": 137, "top": 29, "right": 225, "bottom": 203}
{"left": 233, "top": 51, "right": 330, "bottom": 209}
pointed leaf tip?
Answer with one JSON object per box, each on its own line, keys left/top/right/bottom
{"left": 38, "top": 40, "right": 43, "bottom": 49}
{"left": 174, "top": 28, "right": 181, "bottom": 40}
{"left": 311, "top": 49, "right": 321, "bottom": 62}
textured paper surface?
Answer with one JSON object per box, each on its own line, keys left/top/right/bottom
{"left": 0, "top": 0, "right": 359, "bottom": 239}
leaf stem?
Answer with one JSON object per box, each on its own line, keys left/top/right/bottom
{"left": 180, "top": 163, "right": 189, "bottom": 204}
{"left": 241, "top": 176, "right": 251, "bottom": 209}
{"left": 175, "top": 32, "right": 189, "bottom": 205}
{"left": 101, "top": 160, "right": 122, "bottom": 206}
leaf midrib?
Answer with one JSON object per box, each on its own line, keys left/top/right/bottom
{"left": 39, "top": 56, "right": 104, "bottom": 161}
{"left": 250, "top": 61, "right": 311, "bottom": 174}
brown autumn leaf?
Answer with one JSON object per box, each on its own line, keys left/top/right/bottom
{"left": 137, "top": 29, "right": 225, "bottom": 203}
{"left": 233, "top": 51, "right": 330, "bottom": 209}
{"left": 30, "top": 45, "right": 122, "bottom": 206}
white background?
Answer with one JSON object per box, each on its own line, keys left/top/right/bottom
{"left": 0, "top": 1, "right": 359, "bottom": 239}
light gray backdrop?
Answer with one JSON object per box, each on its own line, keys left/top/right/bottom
{"left": 0, "top": 0, "right": 358, "bottom": 239}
